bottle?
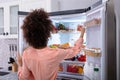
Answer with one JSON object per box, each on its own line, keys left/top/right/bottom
{"left": 93, "top": 64, "right": 100, "bottom": 80}
{"left": 12, "top": 62, "right": 18, "bottom": 72}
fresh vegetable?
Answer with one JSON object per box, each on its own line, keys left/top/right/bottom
{"left": 49, "top": 45, "right": 58, "bottom": 48}
{"left": 77, "top": 54, "right": 86, "bottom": 62}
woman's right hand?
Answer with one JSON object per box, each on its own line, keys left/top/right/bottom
{"left": 73, "top": 27, "right": 85, "bottom": 50}
{"left": 80, "top": 27, "right": 85, "bottom": 38}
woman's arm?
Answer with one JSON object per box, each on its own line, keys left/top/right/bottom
{"left": 17, "top": 51, "right": 33, "bottom": 80}
{"left": 57, "top": 27, "right": 85, "bottom": 60}
{"left": 80, "top": 27, "right": 85, "bottom": 38}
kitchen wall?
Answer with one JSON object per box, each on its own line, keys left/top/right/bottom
{"left": 56, "top": 0, "right": 99, "bottom": 11}
{"left": 19, "top": 0, "right": 48, "bottom": 12}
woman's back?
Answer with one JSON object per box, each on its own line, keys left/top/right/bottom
{"left": 20, "top": 47, "right": 63, "bottom": 80}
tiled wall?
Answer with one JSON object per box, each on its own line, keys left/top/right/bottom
{"left": 0, "top": 38, "right": 17, "bottom": 70}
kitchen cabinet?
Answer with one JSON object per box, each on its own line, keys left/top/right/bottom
{"left": 0, "top": 1, "right": 19, "bottom": 39}
{"left": 0, "top": 8, "right": 4, "bottom": 35}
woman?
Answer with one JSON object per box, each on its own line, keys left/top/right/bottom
{"left": 17, "top": 9, "right": 85, "bottom": 80}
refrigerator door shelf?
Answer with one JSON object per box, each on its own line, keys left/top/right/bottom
{"left": 84, "top": 18, "right": 101, "bottom": 28}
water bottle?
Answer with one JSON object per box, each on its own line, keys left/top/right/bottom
{"left": 93, "top": 64, "right": 100, "bottom": 80}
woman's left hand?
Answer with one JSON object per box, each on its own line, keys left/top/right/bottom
{"left": 17, "top": 53, "right": 22, "bottom": 67}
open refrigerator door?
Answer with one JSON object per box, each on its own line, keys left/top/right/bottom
{"left": 79, "top": 0, "right": 116, "bottom": 80}
{"left": 83, "top": 3, "right": 106, "bottom": 80}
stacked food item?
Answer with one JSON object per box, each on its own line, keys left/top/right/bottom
{"left": 49, "top": 42, "right": 70, "bottom": 49}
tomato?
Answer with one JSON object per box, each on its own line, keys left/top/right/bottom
{"left": 67, "top": 65, "right": 78, "bottom": 73}
{"left": 71, "top": 66, "right": 78, "bottom": 73}
{"left": 77, "top": 54, "right": 86, "bottom": 62}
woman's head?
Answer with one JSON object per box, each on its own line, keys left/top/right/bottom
{"left": 22, "top": 9, "right": 52, "bottom": 49}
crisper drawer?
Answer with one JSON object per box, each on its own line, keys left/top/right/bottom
{"left": 58, "top": 60, "right": 85, "bottom": 75}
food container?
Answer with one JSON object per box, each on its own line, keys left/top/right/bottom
{"left": 84, "top": 48, "right": 101, "bottom": 57}
{"left": 84, "top": 48, "right": 101, "bottom": 64}
{"left": 84, "top": 18, "right": 101, "bottom": 27}
{"left": 58, "top": 60, "right": 85, "bottom": 75}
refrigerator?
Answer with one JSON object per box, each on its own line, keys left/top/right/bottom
{"left": 114, "top": 0, "right": 120, "bottom": 80}
{"left": 18, "top": 0, "right": 116, "bottom": 80}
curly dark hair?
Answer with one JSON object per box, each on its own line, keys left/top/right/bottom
{"left": 22, "top": 9, "right": 52, "bottom": 49}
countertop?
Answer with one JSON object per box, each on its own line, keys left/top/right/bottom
{"left": 0, "top": 68, "right": 18, "bottom": 80}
